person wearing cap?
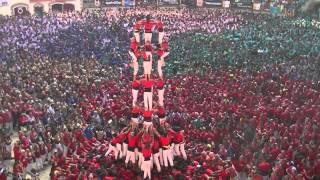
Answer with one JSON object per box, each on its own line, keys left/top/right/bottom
{"left": 129, "top": 37, "right": 140, "bottom": 80}
{"left": 142, "top": 79, "right": 153, "bottom": 110}
{"left": 142, "top": 15, "right": 155, "bottom": 43}
{"left": 142, "top": 41, "right": 153, "bottom": 80}
{"left": 157, "top": 39, "right": 169, "bottom": 80}
{"left": 132, "top": 80, "right": 140, "bottom": 107}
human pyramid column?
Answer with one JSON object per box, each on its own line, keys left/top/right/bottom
{"left": 106, "top": 15, "right": 186, "bottom": 180}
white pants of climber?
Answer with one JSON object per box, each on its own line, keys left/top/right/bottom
{"left": 170, "top": 143, "right": 175, "bottom": 161}
{"left": 141, "top": 160, "right": 152, "bottom": 179}
{"left": 129, "top": 51, "right": 139, "bottom": 76}
{"left": 143, "top": 52, "right": 152, "bottom": 74}
{"left": 158, "top": 89, "right": 164, "bottom": 107}
{"left": 163, "top": 149, "right": 174, "bottom": 167}
{"left": 143, "top": 121, "right": 153, "bottom": 129}
{"left": 138, "top": 152, "right": 144, "bottom": 168}
{"left": 134, "top": 32, "right": 140, "bottom": 43}
{"left": 135, "top": 148, "right": 139, "bottom": 161}
{"left": 116, "top": 143, "right": 123, "bottom": 159}
{"left": 157, "top": 52, "right": 169, "bottom": 78}
{"left": 122, "top": 143, "right": 128, "bottom": 157}
{"left": 153, "top": 152, "right": 161, "bottom": 172}
{"left": 125, "top": 150, "right": 135, "bottom": 164}
{"left": 105, "top": 144, "right": 119, "bottom": 159}
{"left": 132, "top": 89, "right": 138, "bottom": 107}
{"left": 158, "top": 32, "right": 164, "bottom": 44}
{"left": 144, "top": 91, "right": 153, "bottom": 110}
{"left": 159, "top": 148, "right": 164, "bottom": 166}
{"left": 174, "top": 143, "right": 187, "bottom": 160}
{"left": 145, "top": 33, "right": 152, "bottom": 43}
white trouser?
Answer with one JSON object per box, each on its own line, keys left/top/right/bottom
{"left": 134, "top": 32, "right": 140, "bottom": 43}
{"left": 122, "top": 143, "right": 128, "bottom": 157}
{"left": 144, "top": 92, "right": 153, "bottom": 110}
{"left": 105, "top": 144, "right": 119, "bottom": 159}
{"left": 160, "top": 118, "right": 166, "bottom": 124}
{"left": 132, "top": 89, "right": 138, "bottom": 107}
{"left": 143, "top": 121, "right": 153, "bottom": 128}
{"left": 157, "top": 52, "right": 169, "bottom": 78}
{"left": 153, "top": 152, "right": 161, "bottom": 172}
{"left": 170, "top": 143, "right": 175, "bottom": 161}
{"left": 158, "top": 89, "right": 164, "bottom": 107}
{"left": 174, "top": 143, "right": 187, "bottom": 160}
{"left": 125, "top": 150, "right": 135, "bottom": 164}
{"left": 129, "top": 51, "right": 137, "bottom": 62}
{"left": 141, "top": 160, "right": 152, "bottom": 179}
{"left": 145, "top": 33, "right": 152, "bottom": 43}
{"left": 163, "top": 149, "right": 174, "bottom": 167}
{"left": 135, "top": 148, "right": 139, "bottom": 160}
{"left": 129, "top": 52, "right": 139, "bottom": 76}
{"left": 158, "top": 32, "right": 164, "bottom": 44}
{"left": 131, "top": 118, "right": 139, "bottom": 124}
{"left": 143, "top": 52, "right": 153, "bottom": 75}
{"left": 116, "top": 143, "right": 123, "bottom": 159}
{"left": 159, "top": 148, "right": 164, "bottom": 166}
{"left": 138, "top": 152, "right": 144, "bottom": 168}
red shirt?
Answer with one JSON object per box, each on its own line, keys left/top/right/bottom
{"left": 174, "top": 132, "right": 184, "bottom": 143}
{"left": 111, "top": 136, "right": 120, "bottom": 145}
{"left": 143, "top": 20, "right": 155, "bottom": 32}
{"left": 142, "top": 148, "right": 152, "bottom": 158}
{"left": 161, "top": 41, "right": 169, "bottom": 51}
{"left": 145, "top": 43, "right": 152, "bottom": 52}
{"left": 152, "top": 138, "right": 160, "bottom": 152}
{"left": 157, "top": 49, "right": 165, "bottom": 58}
{"left": 143, "top": 80, "right": 153, "bottom": 89}
{"left": 258, "top": 161, "right": 271, "bottom": 173}
{"left": 128, "top": 133, "right": 140, "bottom": 148}
{"left": 156, "top": 21, "right": 164, "bottom": 31}
{"left": 159, "top": 136, "right": 170, "bottom": 147}
{"left": 142, "top": 51, "right": 151, "bottom": 61}
{"left": 132, "top": 80, "right": 140, "bottom": 89}
{"left": 130, "top": 41, "right": 138, "bottom": 52}
{"left": 134, "top": 21, "right": 142, "bottom": 31}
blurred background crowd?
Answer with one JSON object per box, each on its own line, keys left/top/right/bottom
{"left": 0, "top": 7, "right": 319, "bottom": 180}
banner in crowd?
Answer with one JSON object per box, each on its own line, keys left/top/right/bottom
{"left": 205, "top": 0, "right": 222, "bottom": 6}
{"left": 105, "top": 0, "right": 122, "bottom": 5}
{"left": 30, "top": 0, "right": 70, "bottom": 2}
{"left": 0, "top": 0, "right": 8, "bottom": 7}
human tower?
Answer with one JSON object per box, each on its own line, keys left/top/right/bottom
{"left": 104, "top": 15, "right": 187, "bottom": 179}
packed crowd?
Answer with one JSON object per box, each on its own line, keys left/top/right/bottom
{"left": 0, "top": 7, "right": 319, "bottom": 180}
